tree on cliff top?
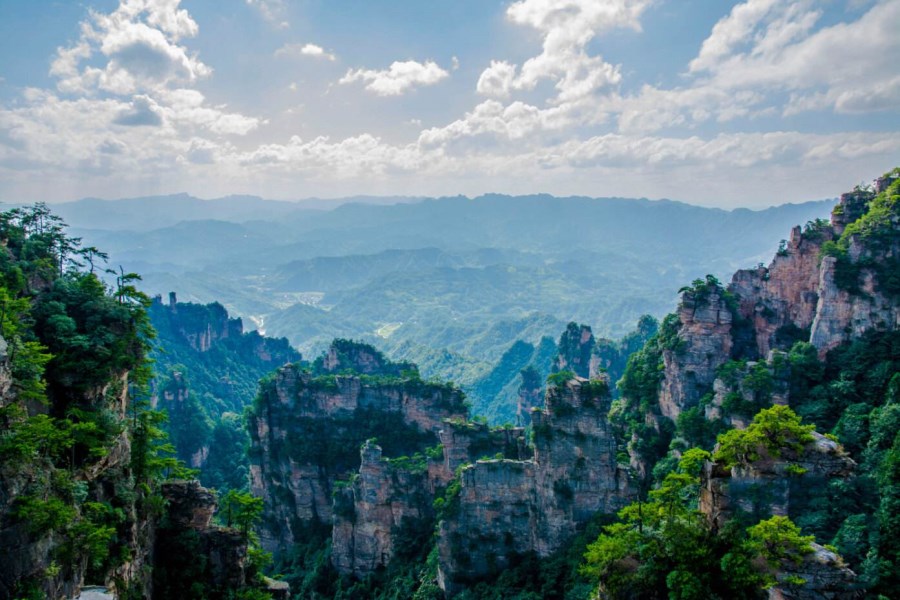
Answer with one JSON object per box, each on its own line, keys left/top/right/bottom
{"left": 714, "top": 405, "right": 815, "bottom": 468}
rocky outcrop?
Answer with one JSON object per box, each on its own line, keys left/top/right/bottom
{"left": 249, "top": 360, "right": 468, "bottom": 551}
{"left": 730, "top": 225, "right": 828, "bottom": 358}
{"left": 150, "top": 295, "right": 298, "bottom": 367}
{"left": 592, "top": 315, "right": 659, "bottom": 385}
{"left": 700, "top": 432, "right": 856, "bottom": 534}
{"left": 161, "top": 480, "right": 218, "bottom": 530}
{"left": 648, "top": 174, "right": 899, "bottom": 429}
{"left": 319, "top": 338, "right": 415, "bottom": 376}
{"left": 150, "top": 295, "right": 299, "bottom": 367}
{"left": 728, "top": 176, "right": 899, "bottom": 361}
{"left": 437, "top": 375, "right": 633, "bottom": 595}
{"left": 553, "top": 322, "right": 595, "bottom": 378}
{"left": 151, "top": 294, "right": 242, "bottom": 353}
{"left": 704, "top": 352, "right": 790, "bottom": 429}
{"left": 658, "top": 285, "right": 734, "bottom": 421}
{"left": 332, "top": 442, "right": 435, "bottom": 578}
{"left": 768, "top": 543, "right": 861, "bottom": 600}
{"left": 438, "top": 419, "right": 529, "bottom": 479}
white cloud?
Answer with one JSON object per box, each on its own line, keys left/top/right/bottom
{"left": 275, "top": 43, "right": 336, "bottom": 61}
{"left": 246, "top": 0, "right": 289, "bottom": 28}
{"left": 0, "top": 0, "right": 260, "bottom": 190}
{"left": 51, "top": 0, "right": 211, "bottom": 96}
{"left": 476, "top": 61, "right": 518, "bottom": 98}
{"left": 340, "top": 60, "right": 450, "bottom": 96}
{"left": 42, "top": 0, "right": 260, "bottom": 138}
{"left": 1, "top": 0, "right": 898, "bottom": 206}
{"left": 500, "top": 0, "right": 647, "bottom": 102}
{"left": 689, "top": 0, "right": 782, "bottom": 73}
{"left": 433, "top": 0, "right": 649, "bottom": 144}
{"left": 113, "top": 94, "right": 164, "bottom": 126}
{"left": 611, "top": 0, "right": 900, "bottom": 133}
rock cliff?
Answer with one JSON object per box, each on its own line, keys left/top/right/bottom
{"left": 151, "top": 293, "right": 243, "bottom": 353}
{"left": 248, "top": 342, "right": 468, "bottom": 552}
{"left": 437, "top": 375, "right": 633, "bottom": 595}
{"left": 658, "top": 283, "right": 735, "bottom": 421}
{"left": 331, "top": 442, "right": 435, "bottom": 578}
{"left": 639, "top": 172, "right": 900, "bottom": 431}
{"left": 767, "top": 542, "right": 861, "bottom": 600}
{"left": 152, "top": 481, "right": 288, "bottom": 599}
{"left": 553, "top": 322, "right": 595, "bottom": 378}
{"left": 515, "top": 365, "right": 543, "bottom": 426}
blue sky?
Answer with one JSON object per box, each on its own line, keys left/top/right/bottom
{"left": 0, "top": 0, "right": 897, "bottom": 207}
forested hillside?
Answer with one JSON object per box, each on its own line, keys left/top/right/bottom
{"left": 148, "top": 295, "right": 299, "bottom": 493}
{"left": 0, "top": 206, "right": 285, "bottom": 599}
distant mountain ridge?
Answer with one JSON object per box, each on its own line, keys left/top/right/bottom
{"left": 3, "top": 191, "right": 834, "bottom": 233}
{"left": 57, "top": 191, "right": 836, "bottom": 418}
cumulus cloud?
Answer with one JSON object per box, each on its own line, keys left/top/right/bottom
{"left": 689, "top": 0, "right": 783, "bottom": 74}
{"left": 476, "top": 61, "right": 518, "bottom": 98}
{"left": 436, "top": 0, "right": 647, "bottom": 144}
{"left": 113, "top": 94, "right": 164, "bottom": 126}
{"left": 275, "top": 43, "right": 336, "bottom": 61}
{"left": 0, "top": 0, "right": 260, "bottom": 190}
{"left": 498, "top": 0, "right": 647, "bottom": 102}
{"left": 340, "top": 60, "right": 450, "bottom": 96}
{"left": 51, "top": 0, "right": 211, "bottom": 96}
{"left": 609, "top": 0, "right": 900, "bottom": 133}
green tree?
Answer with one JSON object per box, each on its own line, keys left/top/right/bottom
{"left": 714, "top": 405, "right": 815, "bottom": 468}
{"left": 221, "top": 490, "right": 264, "bottom": 537}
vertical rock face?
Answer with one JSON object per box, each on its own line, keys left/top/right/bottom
{"left": 248, "top": 359, "right": 468, "bottom": 552}
{"left": 515, "top": 366, "right": 543, "bottom": 427}
{"left": 0, "top": 368, "right": 152, "bottom": 600}
{"left": 331, "top": 442, "right": 435, "bottom": 578}
{"left": 809, "top": 256, "right": 900, "bottom": 356}
{"left": 658, "top": 286, "right": 734, "bottom": 421}
{"left": 553, "top": 322, "right": 595, "bottom": 378}
{"left": 437, "top": 460, "right": 537, "bottom": 595}
{"left": 730, "top": 225, "right": 828, "bottom": 358}
{"left": 439, "top": 419, "right": 530, "bottom": 478}
{"left": 532, "top": 377, "right": 631, "bottom": 545}
{"left": 0, "top": 337, "right": 11, "bottom": 406}
{"left": 437, "top": 376, "right": 633, "bottom": 595}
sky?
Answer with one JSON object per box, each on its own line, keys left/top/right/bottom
{"left": 0, "top": 0, "right": 897, "bottom": 208}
